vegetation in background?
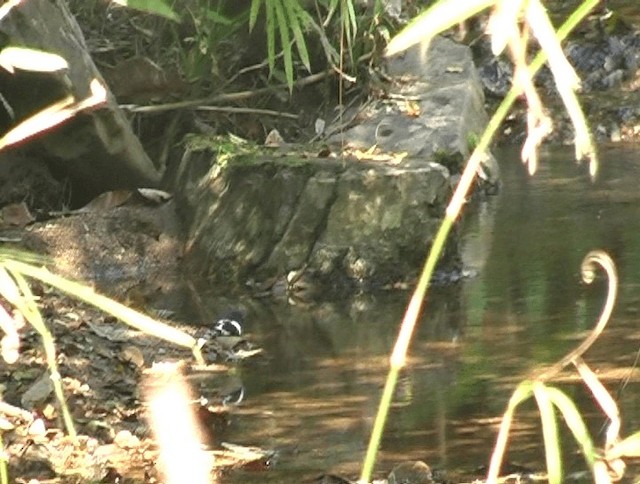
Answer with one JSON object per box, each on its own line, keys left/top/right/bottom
{"left": 249, "top": 0, "right": 313, "bottom": 89}
{"left": 71, "top": 0, "right": 382, "bottom": 94}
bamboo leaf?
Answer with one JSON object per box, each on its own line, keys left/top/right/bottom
{"left": 249, "top": 0, "right": 263, "bottom": 31}
{"left": 385, "top": 0, "right": 493, "bottom": 57}
{"left": 533, "top": 383, "right": 562, "bottom": 484}
{"left": 265, "top": 0, "right": 276, "bottom": 75}
{"left": 607, "top": 431, "right": 640, "bottom": 460}
{"left": 286, "top": 1, "right": 311, "bottom": 72}
{"left": 0, "top": 267, "right": 20, "bottom": 307}
{"left": 0, "top": 47, "right": 67, "bottom": 73}
{"left": 545, "top": 386, "right": 596, "bottom": 469}
{"left": 273, "top": 0, "right": 293, "bottom": 91}
{"left": 487, "top": 381, "right": 535, "bottom": 482}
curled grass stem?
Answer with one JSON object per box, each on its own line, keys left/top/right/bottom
{"left": 359, "top": 1, "right": 599, "bottom": 481}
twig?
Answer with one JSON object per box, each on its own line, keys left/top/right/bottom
{"left": 195, "top": 106, "right": 299, "bottom": 120}
{"left": 534, "top": 251, "right": 617, "bottom": 381}
{"left": 121, "top": 69, "right": 333, "bottom": 114}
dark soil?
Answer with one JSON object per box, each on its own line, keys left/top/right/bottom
{"left": 0, "top": 167, "right": 269, "bottom": 482}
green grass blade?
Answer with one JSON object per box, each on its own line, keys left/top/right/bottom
{"left": 285, "top": 1, "right": 311, "bottom": 72}
{"left": 533, "top": 383, "right": 562, "bottom": 484}
{"left": 359, "top": 367, "right": 400, "bottom": 481}
{"left": 204, "top": 8, "right": 234, "bottom": 25}
{"left": 607, "top": 431, "right": 640, "bottom": 460}
{"left": 360, "top": 215, "right": 455, "bottom": 482}
{"left": 272, "top": 0, "right": 293, "bottom": 90}
{"left": 385, "top": 0, "right": 493, "bottom": 56}
{"left": 8, "top": 269, "right": 77, "bottom": 441}
{"left": 324, "top": 0, "right": 338, "bottom": 23}
{"left": 575, "top": 360, "right": 620, "bottom": 448}
{"left": 249, "top": 0, "right": 263, "bottom": 31}
{"left": 487, "top": 381, "right": 534, "bottom": 482}
{"left": 265, "top": 0, "right": 276, "bottom": 75}
{"left": 544, "top": 386, "right": 596, "bottom": 469}
{"left": 0, "top": 248, "right": 48, "bottom": 266}
{"left": 3, "top": 260, "right": 204, "bottom": 364}
{"left": 345, "top": 0, "right": 357, "bottom": 43}
{"left": 119, "top": 0, "right": 179, "bottom": 21}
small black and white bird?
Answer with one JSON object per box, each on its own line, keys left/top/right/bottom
{"left": 212, "top": 309, "right": 244, "bottom": 337}
{"left": 222, "top": 385, "right": 245, "bottom": 406}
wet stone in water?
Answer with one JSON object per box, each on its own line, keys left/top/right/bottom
{"left": 387, "top": 461, "right": 433, "bottom": 484}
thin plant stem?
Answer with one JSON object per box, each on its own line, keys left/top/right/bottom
{"left": 359, "top": 1, "right": 599, "bottom": 481}
{"left": 0, "top": 431, "right": 7, "bottom": 484}
{"left": 3, "top": 260, "right": 205, "bottom": 365}
{"left": 9, "top": 270, "right": 78, "bottom": 441}
{"left": 360, "top": 217, "right": 452, "bottom": 481}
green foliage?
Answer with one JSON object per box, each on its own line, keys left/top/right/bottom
{"left": 488, "top": 381, "right": 600, "bottom": 483}
{"left": 324, "top": 0, "right": 358, "bottom": 61}
{"left": 72, "top": 0, "right": 377, "bottom": 93}
{"left": 177, "top": 3, "right": 249, "bottom": 84}
{"left": 113, "top": 0, "right": 178, "bottom": 21}
{"left": 184, "top": 132, "right": 257, "bottom": 166}
{"left": 250, "top": 0, "right": 313, "bottom": 90}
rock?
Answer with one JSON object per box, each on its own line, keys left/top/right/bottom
{"left": 176, "top": 150, "right": 454, "bottom": 295}
{"left": 0, "top": 0, "right": 160, "bottom": 200}
{"left": 330, "top": 36, "right": 491, "bottom": 181}
{"left": 387, "top": 461, "right": 433, "bottom": 484}
{"left": 174, "top": 35, "right": 492, "bottom": 295}
{"left": 21, "top": 371, "right": 54, "bottom": 410}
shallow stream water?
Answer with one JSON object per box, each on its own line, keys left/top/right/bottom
{"left": 202, "top": 146, "right": 640, "bottom": 482}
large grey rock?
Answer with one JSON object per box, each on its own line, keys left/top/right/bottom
{"left": 176, "top": 150, "right": 454, "bottom": 295}
{"left": 330, "top": 35, "right": 497, "bottom": 185}
{"left": 175, "top": 35, "right": 492, "bottom": 295}
{"left": 0, "top": 0, "right": 160, "bottom": 197}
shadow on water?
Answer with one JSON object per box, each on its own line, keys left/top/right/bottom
{"left": 196, "top": 145, "right": 640, "bottom": 482}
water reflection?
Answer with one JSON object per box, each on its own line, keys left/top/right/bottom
{"left": 201, "top": 146, "right": 640, "bottom": 482}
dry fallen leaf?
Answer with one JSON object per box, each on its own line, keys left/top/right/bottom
{"left": 403, "top": 99, "right": 421, "bottom": 117}
{"left": 264, "top": 129, "right": 285, "bottom": 147}
{"left": 114, "top": 429, "right": 141, "bottom": 449}
{"left": 0, "top": 417, "right": 14, "bottom": 431}
{"left": 42, "top": 403, "right": 57, "bottom": 420}
{"left": 351, "top": 147, "right": 408, "bottom": 164}
{"left": 78, "top": 190, "right": 133, "bottom": 213}
{"left": 137, "top": 188, "right": 173, "bottom": 204}
{"left": 1, "top": 331, "right": 19, "bottom": 364}
{"left": 28, "top": 418, "right": 46, "bottom": 437}
{"left": 121, "top": 345, "right": 146, "bottom": 368}
{"left": 2, "top": 202, "right": 35, "bottom": 227}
